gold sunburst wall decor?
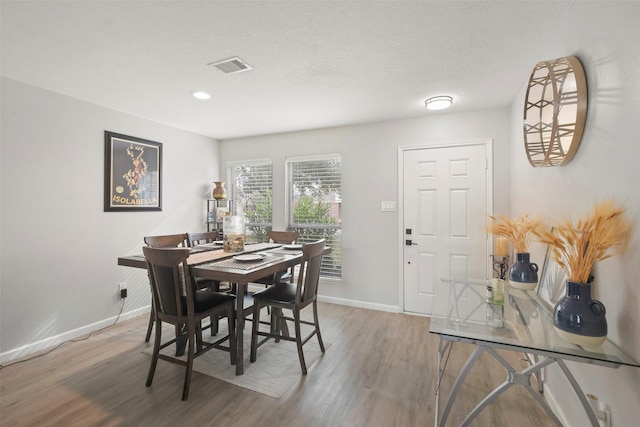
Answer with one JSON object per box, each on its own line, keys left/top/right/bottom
{"left": 523, "top": 56, "right": 588, "bottom": 167}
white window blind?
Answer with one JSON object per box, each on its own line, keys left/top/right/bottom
{"left": 286, "top": 154, "right": 342, "bottom": 279}
{"left": 227, "top": 159, "right": 273, "bottom": 242}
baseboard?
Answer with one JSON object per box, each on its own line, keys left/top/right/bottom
{"left": 1, "top": 296, "right": 400, "bottom": 365}
{"left": 317, "top": 294, "right": 401, "bottom": 313}
{"left": 0, "top": 305, "right": 150, "bottom": 365}
{"left": 542, "top": 380, "right": 571, "bottom": 426}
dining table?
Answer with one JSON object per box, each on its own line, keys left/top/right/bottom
{"left": 118, "top": 241, "right": 329, "bottom": 375}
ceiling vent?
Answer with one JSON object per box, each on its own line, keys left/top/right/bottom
{"left": 208, "top": 57, "right": 253, "bottom": 74}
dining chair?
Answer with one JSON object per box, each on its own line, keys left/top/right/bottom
{"left": 187, "top": 230, "right": 230, "bottom": 335}
{"left": 187, "top": 230, "right": 225, "bottom": 290}
{"left": 143, "top": 233, "right": 189, "bottom": 342}
{"left": 143, "top": 246, "right": 236, "bottom": 400}
{"left": 250, "top": 239, "right": 326, "bottom": 375}
{"left": 253, "top": 230, "right": 299, "bottom": 286}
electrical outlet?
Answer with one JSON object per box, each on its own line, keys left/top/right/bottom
{"left": 119, "top": 282, "right": 128, "bottom": 298}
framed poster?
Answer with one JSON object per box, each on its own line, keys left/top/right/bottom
{"left": 104, "top": 131, "right": 162, "bottom": 211}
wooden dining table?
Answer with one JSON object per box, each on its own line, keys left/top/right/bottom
{"left": 118, "top": 242, "right": 328, "bottom": 375}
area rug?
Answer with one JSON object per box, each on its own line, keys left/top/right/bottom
{"left": 143, "top": 322, "right": 329, "bottom": 398}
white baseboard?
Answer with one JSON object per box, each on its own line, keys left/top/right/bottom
{"left": 0, "top": 305, "right": 150, "bottom": 365}
{"left": 541, "top": 379, "right": 570, "bottom": 426}
{"left": 317, "top": 294, "right": 401, "bottom": 313}
{"left": 1, "top": 296, "right": 400, "bottom": 365}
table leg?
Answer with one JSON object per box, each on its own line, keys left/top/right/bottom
{"left": 434, "top": 338, "right": 453, "bottom": 427}
{"left": 439, "top": 345, "right": 485, "bottom": 426}
{"left": 235, "top": 281, "right": 245, "bottom": 375}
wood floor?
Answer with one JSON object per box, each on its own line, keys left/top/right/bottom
{"left": 0, "top": 303, "right": 557, "bottom": 426}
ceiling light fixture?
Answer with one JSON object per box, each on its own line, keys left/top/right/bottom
{"left": 192, "top": 91, "right": 211, "bottom": 100}
{"left": 425, "top": 96, "right": 453, "bottom": 110}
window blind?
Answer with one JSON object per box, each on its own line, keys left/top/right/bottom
{"left": 227, "top": 160, "right": 273, "bottom": 242}
{"left": 286, "top": 154, "right": 342, "bottom": 279}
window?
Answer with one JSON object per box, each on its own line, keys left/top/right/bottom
{"left": 227, "top": 159, "right": 273, "bottom": 242}
{"left": 286, "top": 154, "right": 342, "bottom": 279}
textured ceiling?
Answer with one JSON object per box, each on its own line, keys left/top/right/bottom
{"left": 2, "top": 1, "right": 583, "bottom": 140}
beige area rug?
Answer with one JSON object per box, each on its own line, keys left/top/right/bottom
{"left": 143, "top": 321, "right": 328, "bottom": 398}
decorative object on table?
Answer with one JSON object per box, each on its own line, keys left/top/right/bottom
{"left": 486, "top": 301, "right": 504, "bottom": 328}
{"left": 213, "top": 181, "right": 227, "bottom": 200}
{"left": 104, "top": 131, "right": 162, "bottom": 212}
{"left": 492, "top": 278, "right": 505, "bottom": 304}
{"left": 523, "top": 55, "right": 588, "bottom": 167}
{"left": 537, "top": 200, "right": 633, "bottom": 347}
{"left": 223, "top": 214, "right": 245, "bottom": 252}
{"left": 490, "top": 235, "right": 509, "bottom": 279}
{"left": 487, "top": 214, "right": 542, "bottom": 290}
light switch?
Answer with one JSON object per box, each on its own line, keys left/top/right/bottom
{"left": 381, "top": 201, "right": 396, "bottom": 212}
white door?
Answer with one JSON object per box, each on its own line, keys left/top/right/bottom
{"left": 403, "top": 143, "right": 490, "bottom": 315}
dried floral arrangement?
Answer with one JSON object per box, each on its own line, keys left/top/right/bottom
{"left": 536, "top": 200, "right": 633, "bottom": 283}
{"left": 487, "top": 214, "right": 542, "bottom": 253}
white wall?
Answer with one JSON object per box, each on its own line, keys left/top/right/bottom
{"left": 507, "top": 2, "right": 640, "bottom": 425}
{"left": 0, "top": 78, "right": 220, "bottom": 361}
{"left": 220, "top": 109, "right": 511, "bottom": 310}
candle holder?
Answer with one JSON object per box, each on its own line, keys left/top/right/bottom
{"left": 490, "top": 254, "right": 509, "bottom": 280}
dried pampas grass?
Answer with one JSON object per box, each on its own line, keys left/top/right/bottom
{"left": 487, "top": 214, "right": 542, "bottom": 253}
{"left": 536, "top": 200, "right": 633, "bottom": 283}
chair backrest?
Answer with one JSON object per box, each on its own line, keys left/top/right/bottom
{"left": 143, "top": 246, "right": 193, "bottom": 318}
{"left": 296, "top": 239, "right": 325, "bottom": 304}
{"left": 187, "top": 230, "right": 220, "bottom": 247}
{"left": 144, "top": 233, "right": 188, "bottom": 248}
{"left": 267, "top": 230, "right": 299, "bottom": 244}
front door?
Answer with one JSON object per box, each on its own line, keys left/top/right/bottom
{"left": 402, "top": 142, "right": 490, "bottom": 315}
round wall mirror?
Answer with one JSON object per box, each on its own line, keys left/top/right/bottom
{"left": 523, "top": 56, "right": 588, "bottom": 167}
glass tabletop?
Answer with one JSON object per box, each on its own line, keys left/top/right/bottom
{"left": 429, "top": 278, "right": 640, "bottom": 368}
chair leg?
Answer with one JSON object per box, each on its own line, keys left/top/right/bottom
{"left": 146, "top": 319, "right": 162, "bottom": 387}
{"left": 195, "top": 323, "right": 203, "bottom": 352}
{"left": 145, "top": 305, "right": 154, "bottom": 342}
{"left": 227, "top": 304, "right": 237, "bottom": 365}
{"left": 250, "top": 301, "right": 261, "bottom": 362}
{"left": 294, "top": 308, "right": 307, "bottom": 375}
{"left": 210, "top": 315, "right": 219, "bottom": 336}
{"left": 313, "top": 300, "right": 325, "bottom": 353}
{"left": 182, "top": 323, "right": 196, "bottom": 401}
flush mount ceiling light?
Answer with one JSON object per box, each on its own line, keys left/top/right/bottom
{"left": 192, "top": 91, "right": 211, "bottom": 100}
{"left": 425, "top": 96, "right": 453, "bottom": 110}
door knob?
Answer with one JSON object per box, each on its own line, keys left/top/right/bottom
{"left": 405, "top": 239, "right": 418, "bottom": 246}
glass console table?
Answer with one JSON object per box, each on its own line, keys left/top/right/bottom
{"left": 429, "top": 278, "right": 639, "bottom": 427}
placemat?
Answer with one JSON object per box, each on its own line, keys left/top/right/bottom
{"left": 206, "top": 254, "right": 284, "bottom": 270}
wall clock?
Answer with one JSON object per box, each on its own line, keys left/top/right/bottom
{"left": 523, "top": 56, "right": 588, "bottom": 167}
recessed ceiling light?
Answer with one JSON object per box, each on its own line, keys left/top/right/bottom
{"left": 425, "top": 96, "right": 453, "bottom": 110}
{"left": 192, "top": 91, "right": 211, "bottom": 100}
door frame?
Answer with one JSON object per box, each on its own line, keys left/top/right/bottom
{"left": 397, "top": 139, "right": 494, "bottom": 314}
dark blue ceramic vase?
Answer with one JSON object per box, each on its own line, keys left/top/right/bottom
{"left": 553, "top": 281, "right": 607, "bottom": 347}
{"left": 508, "top": 252, "right": 538, "bottom": 290}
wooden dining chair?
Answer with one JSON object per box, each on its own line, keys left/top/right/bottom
{"left": 186, "top": 230, "right": 224, "bottom": 290}
{"left": 253, "top": 230, "right": 299, "bottom": 286}
{"left": 186, "top": 230, "right": 220, "bottom": 247}
{"left": 143, "top": 233, "right": 189, "bottom": 342}
{"left": 143, "top": 246, "right": 236, "bottom": 400}
{"left": 250, "top": 239, "right": 326, "bottom": 375}
{"left": 187, "top": 230, "right": 229, "bottom": 335}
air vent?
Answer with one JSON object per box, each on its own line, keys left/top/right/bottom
{"left": 208, "top": 57, "right": 253, "bottom": 74}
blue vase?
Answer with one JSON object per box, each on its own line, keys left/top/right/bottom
{"left": 553, "top": 281, "right": 607, "bottom": 347}
{"left": 508, "top": 252, "right": 538, "bottom": 290}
